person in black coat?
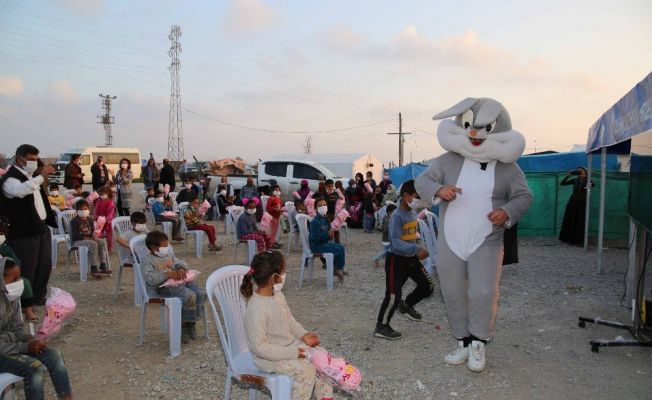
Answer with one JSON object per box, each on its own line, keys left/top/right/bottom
{"left": 90, "top": 155, "right": 111, "bottom": 191}
{"left": 559, "top": 167, "right": 592, "bottom": 245}
{"left": 159, "top": 158, "right": 176, "bottom": 192}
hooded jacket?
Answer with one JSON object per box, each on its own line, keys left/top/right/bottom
{"left": 0, "top": 257, "right": 30, "bottom": 355}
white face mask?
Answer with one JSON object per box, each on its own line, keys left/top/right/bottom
{"left": 100, "top": 194, "right": 108, "bottom": 200}
{"left": 155, "top": 245, "right": 171, "bottom": 257}
{"left": 134, "top": 223, "right": 147, "bottom": 232}
{"left": 246, "top": 208, "right": 256, "bottom": 215}
{"left": 273, "top": 190, "right": 281, "bottom": 197}
{"left": 50, "top": 191, "right": 59, "bottom": 196}
{"left": 185, "top": 184, "right": 192, "bottom": 189}
{"left": 78, "top": 210, "right": 90, "bottom": 218}
{"left": 220, "top": 190, "right": 227, "bottom": 196}
{"left": 5, "top": 279, "right": 24, "bottom": 302}
{"left": 273, "top": 273, "right": 286, "bottom": 293}
{"left": 0, "top": 234, "right": 5, "bottom": 245}
{"left": 351, "top": 184, "right": 357, "bottom": 189}
{"left": 120, "top": 163, "right": 128, "bottom": 169}
{"left": 317, "top": 205, "right": 328, "bottom": 216}
{"left": 22, "top": 159, "right": 38, "bottom": 175}
{"left": 156, "top": 197, "right": 164, "bottom": 203}
{"left": 326, "top": 188, "right": 334, "bottom": 194}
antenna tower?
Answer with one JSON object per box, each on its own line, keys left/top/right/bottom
{"left": 167, "top": 25, "right": 184, "bottom": 161}
{"left": 303, "top": 135, "right": 312, "bottom": 154}
{"left": 97, "top": 94, "right": 116, "bottom": 146}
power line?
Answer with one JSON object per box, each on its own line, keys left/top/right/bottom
{"left": 184, "top": 107, "right": 395, "bottom": 134}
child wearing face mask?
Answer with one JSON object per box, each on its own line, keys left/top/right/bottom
{"left": 0, "top": 258, "right": 74, "bottom": 400}
{"left": 242, "top": 251, "right": 334, "bottom": 400}
{"left": 309, "top": 197, "right": 346, "bottom": 283}
{"left": 48, "top": 184, "right": 66, "bottom": 210}
{"left": 183, "top": 196, "right": 222, "bottom": 252}
{"left": 151, "top": 191, "right": 184, "bottom": 241}
{"left": 177, "top": 178, "right": 198, "bottom": 204}
{"left": 265, "top": 185, "right": 283, "bottom": 250}
{"left": 237, "top": 198, "right": 273, "bottom": 252}
{"left": 93, "top": 186, "right": 116, "bottom": 251}
{"left": 116, "top": 212, "right": 148, "bottom": 265}
{"left": 141, "top": 231, "right": 205, "bottom": 344}
{"left": 70, "top": 200, "right": 110, "bottom": 277}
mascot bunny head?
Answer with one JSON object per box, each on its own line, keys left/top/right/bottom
{"left": 433, "top": 97, "right": 525, "bottom": 163}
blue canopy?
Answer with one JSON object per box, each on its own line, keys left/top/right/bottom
{"left": 587, "top": 71, "right": 652, "bottom": 153}
{"left": 388, "top": 163, "right": 428, "bottom": 187}
{"left": 517, "top": 151, "right": 619, "bottom": 173}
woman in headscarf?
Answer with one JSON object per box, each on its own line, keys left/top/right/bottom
{"left": 344, "top": 178, "right": 363, "bottom": 228}
{"left": 559, "top": 167, "right": 592, "bottom": 245}
{"left": 297, "top": 179, "right": 311, "bottom": 201}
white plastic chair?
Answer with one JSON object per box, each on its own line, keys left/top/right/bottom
{"left": 260, "top": 195, "right": 269, "bottom": 212}
{"left": 284, "top": 202, "right": 299, "bottom": 254}
{"left": 147, "top": 197, "right": 173, "bottom": 238}
{"left": 59, "top": 210, "right": 90, "bottom": 282}
{"left": 0, "top": 373, "right": 22, "bottom": 400}
{"left": 49, "top": 206, "right": 67, "bottom": 269}
{"left": 112, "top": 216, "right": 138, "bottom": 303}
{"left": 417, "top": 219, "right": 437, "bottom": 275}
{"left": 295, "top": 214, "right": 334, "bottom": 290}
{"left": 206, "top": 265, "right": 293, "bottom": 400}
{"left": 424, "top": 210, "right": 439, "bottom": 239}
{"left": 130, "top": 235, "right": 209, "bottom": 357}
{"left": 228, "top": 210, "right": 256, "bottom": 266}
{"left": 168, "top": 192, "right": 178, "bottom": 203}
{"left": 139, "top": 189, "right": 148, "bottom": 203}
{"left": 178, "top": 202, "right": 205, "bottom": 258}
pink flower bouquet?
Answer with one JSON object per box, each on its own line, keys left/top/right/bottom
{"left": 94, "top": 216, "right": 106, "bottom": 237}
{"left": 330, "top": 209, "right": 350, "bottom": 231}
{"left": 304, "top": 197, "right": 316, "bottom": 217}
{"left": 159, "top": 269, "right": 200, "bottom": 288}
{"left": 306, "top": 347, "right": 362, "bottom": 394}
{"left": 36, "top": 288, "right": 76, "bottom": 341}
{"left": 197, "top": 200, "right": 211, "bottom": 216}
{"left": 160, "top": 211, "right": 177, "bottom": 217}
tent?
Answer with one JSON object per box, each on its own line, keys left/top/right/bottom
{"left": 272, "top": 153, "right": 382, "bottom": 181}
{"left": 585, "top": 71, "right": 652, "bottom": 276}
{"left": 388, "top": 163, "right": 427, "bottom": 187}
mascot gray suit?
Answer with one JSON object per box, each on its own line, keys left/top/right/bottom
{"left": 415, "top": 98, "right": 533, "bottom": 372}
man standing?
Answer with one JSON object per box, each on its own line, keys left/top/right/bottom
{"left": 90, "top": 155, "right": 110, "bottom": 191}
{"left": 159, "top": 158, "right": 176, "bottom": 192}
{"left": 0, "top": 144, "right": 57, "bottom": 307}
{"left": 179, "top": 159, "right": 188, "bottom": 182}
{"left": 63, "top": 154, "right": 83, "bottom": 189}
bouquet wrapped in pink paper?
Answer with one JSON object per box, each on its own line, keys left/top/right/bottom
{"left": 94, "top": 216, "right": 106, "bottom": 238}
{"left": 304, "top": 197, "right": 316, "bottom": 217}
{"left": 159, "top": 269, "right": 200, "bottom": 288}
{"left": 417, "top": 209, "right": 428, "bottom": 220}
{"left": 292, "top": 191, "right": 301, "bottom": 200}
{"left": 364, "top": 182, "right": 373, "bottom": 194}
{"left": 260, "top": 212, "right": 273, "bottom": 234}
{"left": 197, "top": 200, "right": 211, "bottom": 216}
{"left": 160, "top": 211, "right": 177, "bottom": 217}
{"left": 36, "top": 288, "right": 76, "bottom": 341}
{"left": 306, "top": 347, "right": 362, "bottom": 394}
{"left": 330, "top": 209, "right": 349, "bottom": 231}
{"left": 86, "top": 191, "right": 99, "bottom": 203}
{"left": 163, "top": 184, "right": 170, "bottom": 197}
{"left": 335, "top": 199, "right": 345, "bottom": 215}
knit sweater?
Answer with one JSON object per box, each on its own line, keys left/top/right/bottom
{"left": 245, "top": 291, "right": 308, "bottom": 373}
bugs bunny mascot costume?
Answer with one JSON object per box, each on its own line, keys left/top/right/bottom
{"left": 415, "top": 98, "right": 533, "bottom": 372}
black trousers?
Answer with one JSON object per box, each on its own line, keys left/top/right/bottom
{"left": 9, "top": 228, "right": 52, "bottom": 307}
{"left": 376, "top": 253, "right": 434, "bottom": 325}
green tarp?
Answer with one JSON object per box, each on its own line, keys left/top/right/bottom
{"left": 519, "top": 172, "right": 629, "bottom": 240}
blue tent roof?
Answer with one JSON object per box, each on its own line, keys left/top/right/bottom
{"left": 388, "top": 163, "right": 428, "bottom": 186}
{"left": 587, "top": 71, "right": 652, "bottom": 153}
{"left": 517, "top": 151, "right": 619, "bottom": 173}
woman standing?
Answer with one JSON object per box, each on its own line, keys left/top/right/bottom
{"left": 559, "top": 167, "right": 592, "bottom": 245}
{"left": 115, "top": 158, "right": 134, "bottom": 216}
{"left": 142, "top": 158, "right": 160, "bottom": 190}
{"left": 63, "top": 153, "right": 84, "bottom": 189}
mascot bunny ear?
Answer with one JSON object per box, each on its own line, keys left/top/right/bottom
{"left": 433, "top": 97, "right": 478, "bottom": 120}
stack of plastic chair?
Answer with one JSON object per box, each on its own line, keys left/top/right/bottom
{"left": 177, "top": 202, "right": 205, "bottom": 258}
{"left": 59, "top": 210, "right": 89, "bottom": 282}
{"left": 294, "top": 214, "right": 334, "bottom": 290}
{"left": 0, "top": 373, "right": 22, "bottom": 400}
{"left": 49, "top": 206, "right": 68, "bottom": 269}
{"left": 228, "top": 209, "right": 256, "bottom": 265}
{"left": 206, "top": 265, "right": 293, "bottom": 399}
{"left": 111, "top": 216, "right": 138, "bottom": 303}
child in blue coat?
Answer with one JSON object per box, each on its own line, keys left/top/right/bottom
{"left": 309, "top": 197, "right": 346, "bottom": 283}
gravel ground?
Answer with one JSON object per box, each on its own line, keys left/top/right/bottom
{"left": 25, "top": 191, "right": 652, "bottom": 399}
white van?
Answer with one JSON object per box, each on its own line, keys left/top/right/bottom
{"left": 50, "top": 147, "right": 142, "bottom": 185}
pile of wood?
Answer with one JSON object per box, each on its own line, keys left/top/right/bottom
{"left": 208, "top": 158, "right": 246, "bottom": 175}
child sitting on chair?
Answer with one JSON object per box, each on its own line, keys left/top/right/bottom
{"left": 48, "top": 184, "right": 66, "bottom": 210}
{"left": 116, "top": 211, "right": 148, "bottom": 265}
{"left": 152, "top": 191, "right": 184, "bottom": 241}
{"left": 93, "top": 186, "right": 116, "bottom": 251}
{"left": 70, "top": 200, "right": 110, "bottom": 277}
{"left": 236, "top": 198, "right": 273, "bottom": 252}
{"left": 242, "top": 251, "right": 334, "bottom": 400}
{"left": 309, "top": 197, "right": 346, "bottom": 283}
{"left": 141, "top": 231, "right": 205, "bottom": 344}
{"left": 183, "top": 195, "right": 222, "bottom": 252}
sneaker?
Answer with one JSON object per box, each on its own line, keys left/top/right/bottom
{"left": 398, "top": 301, "right": 422, "bottom": 321}
{"left": 99, "top": 263, "right": 112, "bottom": 275}
{"left": 467, "top": 340, "right": 486, "bottom": 372}
{"left": 444, "top": 340, "right": 469, "bottom": 365}
{"left": 374, "top": 323, "right": 402, "bottom": 340}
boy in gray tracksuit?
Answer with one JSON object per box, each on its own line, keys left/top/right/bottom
{"left": 374, "top": 180, "right": 433, "bottom": 340}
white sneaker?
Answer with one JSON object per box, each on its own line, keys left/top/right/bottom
{"left": 444, "top": 340, "right": 469, "bottom": 365}
{"left": 467, "top": 340, "right": 486, "bottom": 372}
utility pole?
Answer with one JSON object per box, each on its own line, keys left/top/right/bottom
{"left": 167, "top": 25, "right": 184, "bottom": 162}
{"left": 97, "top": 94, "right": 116, "bottom": 146}
{"left": 386, "top": 113, "right": 412, "bottom": 166}
{"left": 303, "top": 135, "right": 312, "bottom": 155}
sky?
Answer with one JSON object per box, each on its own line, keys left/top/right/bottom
{"left": 1, "top": 0, "right": 651, "bottom": 165}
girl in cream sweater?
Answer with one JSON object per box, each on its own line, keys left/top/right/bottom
{"left": 241, "top": 251, "right": 333, "bottom": 400}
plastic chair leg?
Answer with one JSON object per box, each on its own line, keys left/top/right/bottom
{"left": 134, "top": 281, "right": 142, "bottom": 307}
{"left": 165, "top": 298, "right": 182, "bottom": 357}
{"left": 51, "top": 238, "right": 58, "bottom": 269}
{"left": 194, "top": 233, "right": 203, "bottom": 258}
{"left": 112, "top": 266, "right": 124, "bottom": 302}
{"left": 298, "top": 255, "right": 307, "bottom": 287}
{"left": 139, "top": 304, "right": 147, "bottom": 346}
{"left": 269, "top": 375, "right": 293, "bottom": 400}
{"left": 324, "top": 253, "right": 334, "bottom": 290}
{"left": 161, "top": 221, "right": 172, "bottom": 239}
{"left": 248, "top": 388, "right": 259, "bottom": 400}
{"left": 201, "top": 302, "right": 209, "bottom": 340}
{"left": 246, "top": 241, "right": 256, "bottom": 265}
{"left": 160, "top": 305, "right": 169, "bottom": 334}
{"left": 224, "top": 370, "right": 233, "bottom": 400}
{"left": 306, "top": 256, "right": 315, "bottom": 282}
{"left": 78, "top": 247, "right": 89, "bottom": 282}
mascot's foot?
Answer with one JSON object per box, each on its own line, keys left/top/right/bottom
{"left": 444, "top": 341, "right": 469, "bottom": 365}
{"left": 467, "top": 341, "right": 486, "bottom": 372}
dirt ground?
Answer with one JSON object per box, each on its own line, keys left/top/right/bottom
{"left": 23, "top": 190, "right": 652, "bottom": 399}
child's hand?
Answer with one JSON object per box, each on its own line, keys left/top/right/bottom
{"left": 302, "top": 332, "right": 320, "bottom": 347}
{"left": 176, "top": 269, "right": 188, "bottom": 280}
{"left": 28, "top": 339, "right": 47, "bottom": 355}
{"left": 298, "top": 347, "right": 306, "bottom": 359}
{"left": 417, "top": 248, "right": 429, "bottom": 260}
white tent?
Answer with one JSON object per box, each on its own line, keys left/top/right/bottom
{"left": 273, "top": 153, "right": 383, "bottom": 181}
